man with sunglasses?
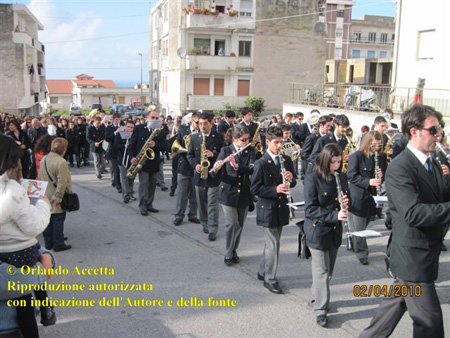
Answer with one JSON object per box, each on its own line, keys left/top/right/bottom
{"left": 360, "top": 104, "right": 449, "bottom": 338}
{"left": 173, "top": 112, "right": 201, "bottom": 226}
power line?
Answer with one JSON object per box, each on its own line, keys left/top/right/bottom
{"left": 47, "top": 67, "right": 149, "bottom": 69}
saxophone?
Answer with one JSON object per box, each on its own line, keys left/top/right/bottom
{"left": 200, "top": 135, "right": 210, "bottom": 180}
{"left": 341, "top": 143, "right": 350, "bottom": 173}
{"left": 127, "top": 128, "right": 162, "bottom": 179}
{"left": 384, "top": 137, "right": 392, "bottom": 164}
{"left": 251, "top": 122, "right": 263, "bottom": 154}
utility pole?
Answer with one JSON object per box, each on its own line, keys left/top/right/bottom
{"left": 138, "top": 53, "right": 143, "bottom": 102}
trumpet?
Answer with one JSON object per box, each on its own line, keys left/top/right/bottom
{"left": 334, "top": 172, "right": 352, "bottom": 251}
{"left": 200, "top": 135, "right": 210, "bottom": 180}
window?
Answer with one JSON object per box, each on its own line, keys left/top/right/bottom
{"left": 194, "top": 38, "right": 211, "bottom": 54}
{"left": 335, "top": 29, "right": 343, "bottom": 38}
{"left": 352, "top": 32, "right": 361, "bottom": 42}
{"left": 380, "top": 51, "right": 387, "bottom": 58}
{"left": 50, "top": 97, "right": 58, "bottom": 104}
{"left": 367, "top": 50, "right": 376, "bottom": 58}
{"left": 240, "top": 12, "right": 252, "bottom": 17}
{"left": 162, "top": 40, "right": 168, "bottom": 57}
{"left": 237, "top": 80, "right": 250, "bottom": 96}
{"left": 214, "top": 78, "right": 224, "bottom": 96}
{"left": 417, "top": 30, "right": 436, "bottom": 60}
{"left": 239, "top": 41, "right": 251, "bottom": 57}
{"left": 163, "top": 3, "right": 168, "bottom": 22}
{"left": 194, "top": 78, "right": 210, "bottom": 95}
{"left": 161, "top": 77, "right": 168, "bottom": 93}
{"left": 380, "top": 33, "right": 388, "bottom": 44}
{"left": 352, "top": 49, "right": 361, "bottom": 58}
{"left": 153, "top": 44, "right": 158, "bottom": 59}
{"left": 335, "top": 47, "right": 342, "bottom": 59}
{"left": 337, "top": 10, "right": 344, "bottom": 17}
{"left": 392, "top": 34, "right": 395, "bottom": 41}
{"left": 368, "top": 32, "right": 377, "bottom": 43}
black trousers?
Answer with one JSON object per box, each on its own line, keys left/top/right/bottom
{"left": 360, "top": 279, "right": 444, "bottom": 338}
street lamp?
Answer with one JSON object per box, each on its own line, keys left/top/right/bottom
{"left": 138, "top": 53, "right": 143, "bottom": 102}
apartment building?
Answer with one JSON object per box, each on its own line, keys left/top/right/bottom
{"left": 150, "top": 0, "right": 326, "bottom": 115}
{"left": 0, "top": 4, "right": 46, "bottom": 116}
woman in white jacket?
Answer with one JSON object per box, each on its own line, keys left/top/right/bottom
{"left": 0, "top": 134, "right": 55, "bottom": 337}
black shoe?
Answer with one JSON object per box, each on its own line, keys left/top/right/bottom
{"left": 140, "top": 210, "right": 148, "bottom": 216}
{"left": 232, "top": 251, "right": 240, "bottom": 263}
{"left": 359, "top": 258, "right": 369, "bottom": 265}
{"left": 40, "top": 306, "right": 56, "bottom": 326}
{"left": 208, "top": 233, "right": 216, "bottom": 241}
{"left": 147, "top": 207, "right": 159, "bottom": 213}
{"left": 156, "top": 183, "right": 161, "bottom": 187}
{"left": 188, "top": 217, "right": 200, "bottom": 224}
{"left": 63, "top": 237, "right": 68, "bottom": 241}
{"left": 53, "top": 244, "right": 72, "bottom": 252}
{"left": 161, "top": 186, "right": 168, "bottom": 191}
{"left": 45, "top": 244, "right": 53, "bottom": 250}
{"left": 173, "top": 218, "right": 183, "bottom": 226}
{"left": 377, "top": 213, "right": 385, "bottom": 219}
{"left": 84, "top": 161, "right": 89, "bottom": 166}
{"left": 103, "top": 169, "right": 109, "bottom": 174}
{"left": 117, "top": 188, "right": 122, "bottom": 194}
{"left": 257, "top": 272, "right": 265, "bottom": 281}
{"left": 224, "top": 256, "right": 233, "bottom": 266}
{"left": 203, "top": 226, "right": 208, "bottom": 234}
{"left": 97, "top": 175, "right": 102, "bottom": 179}
{"left": 264, "top": 282, "right": 282, "bottom": 294}
{"left": 129, "top": 195, "right": 137, "bottom": 201}
{"left": 112, "top": 182, "right": 116, "bottom": 187}
{"left": 77, "top": 164, "right": 82, "bottom": 168}
{"left": 370, "top": 216, "right": 376, "bottom": 222}
{"left": 169, "top": 189, "right": 175, "bottom": 197}
{"left": 124, "top": 196, "right": 130, "bottom": 204}
{"left": 441, "top": 242, "right": 447, "bottom": 251}
{"left": 316, "top": 314, "right": 328, "bottom": 327}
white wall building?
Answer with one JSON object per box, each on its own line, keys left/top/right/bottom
{"left": 0, "top": 4, "right": 46, "bottom": 116}
{"left": 150, "top": 0, "right": 326, "bottom": 116}
{"left": 391, "top": 0, "right": 450, "bottom": 114}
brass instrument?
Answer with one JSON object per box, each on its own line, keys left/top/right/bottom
{"left": 171, "top": 132, "right": 193, "bottom": 158}
{"left": 279, "top": 154, "right": 295, "bottom": 220}
{"left": 127, "top": 128, "right": 162, "bottom": 179}
{"left": 334, "top": 172, "right": 352, "bottom": 251}
{"left": 341, "top": 143, "right": 350, "bottom": 173}
{"left": 306, "top": 112, "right": 320, "bottom": 133}
{"left": 281, "top": 137, "right": 301, "bottom": 162}
{"left": 384, "top": 138, "right": 392, "bottom": 164}
{"left": 200, "top": 135, "right": 210, "bottom": 180}
{"left": 251, "top": 122, "right": 263, "bottom": 154}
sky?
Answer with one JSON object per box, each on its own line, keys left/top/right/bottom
{"left": 2, "top": 0, "right": 397, "bottom": 84}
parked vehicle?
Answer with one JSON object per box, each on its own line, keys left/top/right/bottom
{"left": 91, "top": 103, "right": 103, "bottom": 111}
{"left": 70, "top": 104, "right": 82, "bottom": 116}
{"left": 110, "top": 104, "right": 126, "bottom": 114}
{"left": 122, "top": 107, "right": 145, "bottom": 118}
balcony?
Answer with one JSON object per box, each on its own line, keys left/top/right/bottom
{"left": 187, "top": 95, "right": 246, "bottom": 110}
{"left": 13, "top": 31, "right": 44, "bottom": 51}
{"left": 350, "top": 37, "right": 395, "bottom": 46}
{"left": 186, "top": 12, "right": 255, "bottom": 31}
{"left": 186, "top": 54, "right": 236, "bottom": 71}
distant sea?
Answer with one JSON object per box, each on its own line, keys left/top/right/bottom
{"left": 115, "top": 80, "right": 139, "bottom": 88}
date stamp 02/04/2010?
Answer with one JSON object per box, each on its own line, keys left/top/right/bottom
{"left": 353, "top": 284, "right": 422, "bottom": 298}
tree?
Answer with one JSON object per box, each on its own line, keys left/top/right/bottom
{"left": 244, "top": 96, "right": 265, "bottom": 119}
{"left": 213, "top": 103, "right": 240, "bottom": 117}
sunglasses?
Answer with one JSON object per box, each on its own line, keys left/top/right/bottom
{"left": 422, "top": 126, "right": 442, "bottom": 135}
{"left": 239, "top": 137, "right": 250, "bottom": 142}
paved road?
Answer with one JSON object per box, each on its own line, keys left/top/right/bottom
{"left": 37, "top": 161, "right": 450, "bottom": 338}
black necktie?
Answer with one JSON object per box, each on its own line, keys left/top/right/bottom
{"left": 426, "top": 158, "right": 435, "bottom": 180}
{"left": 274, "top": 156, "right": 280, "bottom": 167}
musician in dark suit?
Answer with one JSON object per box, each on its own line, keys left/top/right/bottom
{"left": 87, "top": 116, "right": 106, "bottom": 179}
{"left": 250, "top": 126, "right": 296, "bottom": 295}
{"left": 105, "top": 113, "right": 123, "bottom": 192}
{"left": 187, "top": 113, "right": 224, "bottom": 240}
{"left": 347, "top": 131, "right": 387, "bottom": 265}
{"left": 304, "top": 143, "right": 349, "bottom": 327}
{"left": 289, "top": 112, "right": 304, "bottom": 146}
{"left": 213, "top": 125, "right": 255, "bottom": 266}
{"left": 128, "top": 110, "right": 167, "bottom": 215}
{"left": 309, "top": 114, "right": 350, "bottom": 165}
{"left": 173, "top": 113, "right": 200, "bottom": 226}
{"left": 240, "top": 108, "right": 258, "bottom": 142}
{"left": 301, "top": 115, "right": 333, "bottom": 178}
{"left": 114, "top": 120, "right": 136, "bottom": 204}
{"left": 217, "top": 110, "right": 235, "bottom": 136}
{"left": 360, "top": 104, "right": 449, "bottom": 338}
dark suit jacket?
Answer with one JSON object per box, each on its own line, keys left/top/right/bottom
{"left": 127, "top": 124, "right": 165, "bottom": 174}
{"left": 216, "top": 144, "right": 256, "bottom": 207}
{"left": 297, "top": 123, "right": 311, "bottom": 146}
{"left": 310, "top": 133, "right": 348, "bottom": 164}
{"left": 240, "top": 121, "right": 258, "bottom": 140}
{"left": 304, "top": 171, "right": 349, "bottom": 250}
{"left": 187, "top": 131, "right": 224, "bottom": 187}
{"left": 250, "top": 152, "right": 297, "bottom": 228}
{"left": 113, "top": 133, "right": 130, "bottom": 168}
{"left": 387, "top": 147, "right": 450, "bottom": 282}
{"left": 347, "top": 150, "right": 387, "bottom": 217}
{"left": 176, "top": 126, "right": 195, "bottom": 177}
{"left": 87, "top": 124, "right": 106, "bottom": 153}
{"left": 27, "top": 126, "right": 47, "bottom": 146}
{"left": 217, "top": 120, "right": 233, "bottom": 136}
{"left": 105, "top": 124, "right": 121, "bottom": 158}
{"left": 301, "top": 133, "right": 320, "bottom": 163}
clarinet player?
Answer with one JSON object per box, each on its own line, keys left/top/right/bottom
{"left": 347, "top": 131, "right": 387, "bottom": 265}
{"left": 304, "top": 143, "right": 349, "bottom": 327}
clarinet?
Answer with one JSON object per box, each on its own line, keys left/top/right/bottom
{"left": 279, "top": 154, "right": 295, "bottom": 220}
{"left": 333, "top": 172, "right": 353, "bottom": 251}
{"left": 374, "top": 151, "right": 382, "bottom": 208}
{"left": 436, "top": 142, "right": 450, "bottom": 162}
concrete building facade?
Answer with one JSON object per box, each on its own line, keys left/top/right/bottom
{"left": 0, "top": 4, "right": 46, "bottom": 116}
{"left": 150, "top": 0, "right": 326, "bottom": 116}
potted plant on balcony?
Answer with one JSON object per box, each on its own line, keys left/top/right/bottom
{"left": 202, "top": 7, "right": 210, "bottom": 14}
{"left": 210, "top": 5, "right": 219, "bottom": 15}
{"left": 183, "top": 7, "right": 190, "bottom": 15}
{"left": 190, "top": 5, "right": 203, "bottom": 14}
{"left": 228, "top": 10, "right": 239, "bottom": 17}
{"left": 188, "top": 47, "right": 201, "bottom": 55}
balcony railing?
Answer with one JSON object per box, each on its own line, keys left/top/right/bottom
{"left": 350, "top": 37, "right": 395, "bottom": 45}
{"left": 186, "top": 54, "right": 236, "bottom": 71}
{"left": 187, "top": 95, "right": 246, "bottom": 110}
{"left": 288, "top": 82, "right": 450, "bottom": 116}
{"left": 186, "top": 11, "right": 255, "bottom": 30}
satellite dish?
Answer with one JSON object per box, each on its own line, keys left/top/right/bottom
{"left": 177, "top": 47, "right": 187, "bottom": 58}
{"left": 315, "top": 22, "right": 325, "bottom": 33}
